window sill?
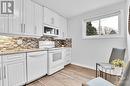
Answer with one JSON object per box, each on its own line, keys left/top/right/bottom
{"left": 82, "top": 34, "right": 124, "bottom": 39}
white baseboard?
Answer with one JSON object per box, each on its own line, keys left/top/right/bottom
{"left": 71, "top": 62, "right": 96, "bottom": 70}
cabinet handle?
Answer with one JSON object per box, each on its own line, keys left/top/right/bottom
{"left": 24, "top": 24, "right": 25, "bottom": 33}
{"left": 21, "top": 24, "right": 23, "bottom": 33}
{"left": 4, "top": 66, "right": 6, "bottom": 79}
{"left": 34, "top": 26, "right": 37, "bottom": 34}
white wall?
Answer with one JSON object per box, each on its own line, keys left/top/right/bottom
{"left": 68, "top": 1, "right": 127, "bottom": 69}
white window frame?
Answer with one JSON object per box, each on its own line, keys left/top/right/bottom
{"left": 82, "top": 10, "right": 124, "bottom": 39}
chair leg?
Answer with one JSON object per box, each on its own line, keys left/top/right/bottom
{"left": 100, "top": 70, "right": 102, "bottom": 77}
{"left": 105, "top": 72, "right": 107, "bottom": 80}
{"left": 102, "top": 71, "right": 103, "bottom": 78}
{"left": 96, "top": 63, "right": 98, "bottom": 77}
{"left": 105, "top": 69, "right": 107, "bottom": 80}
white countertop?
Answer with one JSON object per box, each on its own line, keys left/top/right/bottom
{"left": 0, "top": 48, "right": 47, "bottom": 55}
{"left": 0, "top": 47, "right": 72, "bottom": 55}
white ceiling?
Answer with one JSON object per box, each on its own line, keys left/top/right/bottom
{"left": 42, "top": 0, "right": 124, "bottom": 18}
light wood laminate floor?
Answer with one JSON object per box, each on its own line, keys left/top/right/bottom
{"left": 26, "top": 64, "right": 95, "bottom": 86}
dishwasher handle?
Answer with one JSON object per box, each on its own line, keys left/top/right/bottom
{"left": 28, "top": 54, "right": 46, "bottom": 58}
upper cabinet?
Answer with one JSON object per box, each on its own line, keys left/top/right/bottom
{"left": 9, "top": 0, "right": 23, "bottom": 35}
{"left": 44, "top": 7, "right": 60, "bottom": 28}
{"left": 0, "top": 0, "right": 43, "bottom": 37}
{"left": 43, "top": 7, "right": 68, "bottom": 37}
{"left": 0, "top": 0, "right": 25, "bottom": 35}
{"left": 0, "top": 15, "right": 9, "bottom": 34}
{"left": 0, "top": 1, "right": 10, "bottom": 34}
{"left": 34, "top": 3, "right": 43, "bottom": 36}
{"left": 59, "top": 16, "right": 68, "bottom": 37}
{"left": 23, "top": 0, "right": 35, "bottom": 35}
{"left": 23, "top": 0, "right": 43, "bottom": 36}
{"left": 0, "top": 0, "right": 68, "bottom": 37}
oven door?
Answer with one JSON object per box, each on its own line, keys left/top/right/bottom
{"left": 48, "top": 49, "right": 63, "bottom": 68}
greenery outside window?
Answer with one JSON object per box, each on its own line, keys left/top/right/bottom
{"left": 82, "top": 11, "right": 123, "bottom": 39}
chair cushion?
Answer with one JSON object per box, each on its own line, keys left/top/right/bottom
{"left": 98, "top": 63, "right": 112, "bottom": 70}
{"left": 87, "top": 77, "right": 115, "bottom": 86}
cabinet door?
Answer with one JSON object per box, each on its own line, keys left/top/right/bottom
{"left": 3, "top": 60, "right": 26, "bottom": 86}
{"left": 0, "top": 0, "right": 9, "bottom": 34}
{"left": 54, "top": 13, "right": 60, "bottom": 28}
{"left": 62, "top": 48, "right": 71, "bottom": 66}
{"left": 9, "top": 0, "right": 23, "bottom": 35}
{"left": 24, "top": 0, "right": 35, "bottom": 35}
{"left": 0, "top": 63, "right": 2, "bottom": 86}
{"left": 59, "top": 16, "right": 68, "bottom": 37}
{"left": 44, "top": 7, "right": 53, "bottom": 26}
{"left": 44, "top": 7, "right": 59, "bottom": 27}
{"left": 0, "top": 57, "right": 2, "bottom": 86}
{"left": 0, "top": 16, "right": 8, "bottom": 34}
{"left": 34, "top": 3, "right": 43, "bottom": 36}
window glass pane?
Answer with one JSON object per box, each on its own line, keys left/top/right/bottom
{"left": 100, "top": 16, "right": 119, "bottom": 35}
{"left": 86, "top": 20, "right": 99, "bottom": 36}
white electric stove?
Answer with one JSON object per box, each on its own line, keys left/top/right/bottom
{"left": 39, "top": 41, "right": 64, "bottom": 75}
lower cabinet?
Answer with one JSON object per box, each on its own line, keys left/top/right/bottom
{"left": 0, "top": 51, "right": 48, "bottom": 86}
{"left": 62, "top": 48, "right": 72, "bottom": 66}
{"left": 0, "top": 62, "right": 2, "bottom": 86}
{"left": 2, "top": 53, "right": 26, "bottom": 86}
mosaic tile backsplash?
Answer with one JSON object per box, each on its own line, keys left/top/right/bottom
{"left": 55, "top": 39, "right": 72, "bottom": 47}
{"left": 0, "top": 36, "right": 72, "bottom": 51}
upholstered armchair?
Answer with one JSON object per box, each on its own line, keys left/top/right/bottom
{"left": 96, "top": 48, "right": 126, "bottom": 79}
{"left": 82, "top": 61, "right": 130, "bottom": 86}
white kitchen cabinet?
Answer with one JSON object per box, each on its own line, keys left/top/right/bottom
{"left": 34, "top": 3, "right": 43, "bottom": 36}
{"left": 0, "top": 0, "right": 68, "bottom": 37}
{"left": 0, "top": 57, "right": 2, "bottom": 86}
{"left": 0, "top": 0, "right": 25, "bottom": 35}
{"left": 9, "top": 0, "right": 23, "bottom": 35}
{"left": 0, "top": 0, "right": 36, "bottom": 36}
{"left": 3, "top": 53, "right": 26, "bottom": 86}
{"left": 0, "top": 0, "right": 23, "bottom": 35}
{"left": 0, "top": 0, "right": 9, "bottom": 34}
{"left": 44, "top": 7, "right": 60, "bottom": 28}
{"left": 0, "top": 17, "right": 9, "bottom": 34}
{"left": 23, "top": 0, "right": 43, "bottom": 36}
{"left": 62, "top": 48, "right": 72, "bottom": 66}
{"left": 0, "top": 0, "right": 43, "bottom": 36}
{"left": 0, "top": 14, "right": 9, "bottom": 34}
{"left": 27, "top": 51, "right": 47, "bottom": 83}
{"left": 59, "top": 16, "right": 68, "bottom": 37}
{"left": 0, "top": 65, "right": 2, "bottom": 86}
{"left": 23, "top": 0, "right": 35, "bottom": 35}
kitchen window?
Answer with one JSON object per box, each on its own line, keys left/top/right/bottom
{"left": 82, "top": 11, "right": 123, "bottom": 39}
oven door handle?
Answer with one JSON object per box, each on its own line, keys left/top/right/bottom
{"left": 49, "top": 51, "right": 62, "bottom": 53}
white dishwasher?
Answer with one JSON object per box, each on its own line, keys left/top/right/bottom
{"left": 27, "top": 51, "right": 47, "bottom": 83}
